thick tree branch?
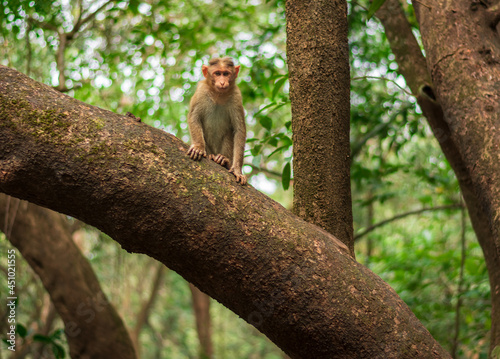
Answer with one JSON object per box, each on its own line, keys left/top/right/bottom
{"left": 375, "top": 0, "right": 431, "bottom": 93}
{"left": 0, "top": 65, "right": 450, "bottom": 358}
{"left": 0, "top": 194, "right": 136, "bottom": 359}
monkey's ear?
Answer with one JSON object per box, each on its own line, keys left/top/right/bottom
{"left": 202, "top": 65, "right": 209, "bottom": 78}
{"left": 234, "top": 65, "right": 240, "bottom": 77}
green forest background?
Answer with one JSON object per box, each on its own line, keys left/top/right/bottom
{"left": 0, "top": 0, "right": 490, "bottom": 358}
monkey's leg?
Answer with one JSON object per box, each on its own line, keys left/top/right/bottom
{"left": 229, "top": 167, "right": 247, "bottom": 185}
{"left": 208, "top": 154, "right": 230, "bottom": 169}
{"left": 187, "top": 145, "right": 207, "bottom": 161}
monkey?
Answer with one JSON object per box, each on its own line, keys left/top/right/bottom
{"left": 186, "top": 57, "right": 247, "bottom": 185}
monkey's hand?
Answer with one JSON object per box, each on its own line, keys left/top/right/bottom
{"left": 208, "top": 154, "right": 230, "bottom": 169}
{"left": 229, "top": 167, "right": 247, "bottom": 185}
{"left": 187, "top": 144, "right": 207, "bottom": 161}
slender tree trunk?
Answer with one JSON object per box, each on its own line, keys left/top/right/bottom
{"left": 189, "top": 284, "right": 213, "bottom": 359}
{"left": 0, "top": 194, "right": 137, "bottom": 359}
{"left": 0, "top": 65, "right": 450, "bottom": 358}
{"left": 286, "top": 0, "right": 354, "bottom": 255}
{"left": 33, "top": 298, "right": 57, "bottom": 359}
{"left": 132, "top": 262, "right": 166, "bottom": 358}
{"left": 377, "top": 0, "right": 500, "bottom": 353}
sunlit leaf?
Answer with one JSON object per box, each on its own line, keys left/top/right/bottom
{"left": 272, "top": 76, "right": 288, "bottom": 100}
{"left": 254, "top": 102, "right": 276, "bottom": 116}
{"left": 268, "top": 145, "right": 290, "bottom": 158}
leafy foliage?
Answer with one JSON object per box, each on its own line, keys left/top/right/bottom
{"left": 33, "top": 329, "right": 67, "bottom": 359}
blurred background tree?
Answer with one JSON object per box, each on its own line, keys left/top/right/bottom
{"left": 0, "top": 0, "right": 489, "bottom": 358}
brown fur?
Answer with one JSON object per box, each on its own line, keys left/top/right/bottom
{"left": 186, "top": 57, "right": 247, "bottom": 184}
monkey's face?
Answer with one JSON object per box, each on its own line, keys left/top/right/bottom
{"left": 210, "top": 67, "right": 233, "bottom": 92}
{"left": 203, "top": 64, "right": 240, "bottom": 93}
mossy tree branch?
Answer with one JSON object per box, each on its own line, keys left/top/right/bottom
{"left": 0, "top": 65, "right": 449, "bottom": 358}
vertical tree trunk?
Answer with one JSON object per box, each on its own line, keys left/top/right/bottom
{"left": 189, "top": 284, "right": 214, "bottom": 359}
{"left": 414, "top": 0, "right": 500, "bottom": 250}
{"left": 286, "top": 0, "right": 354, "bottom": 255}
{"left": 377, "top": 0, "right": 500, "bottom": 354}
{"left": 33, "top": 300, "right": 57, "bottom": 359}
{"left": 415, "top": 2, "right": 500, "bottom": 352}
{"left": 132, "top": 262, "right": 166, "bottom": 358}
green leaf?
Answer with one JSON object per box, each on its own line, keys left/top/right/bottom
{"left": 16, "top": 324, "right": 27, "bottom": 338}
{"left": 267, "top": 136, "right": 279, "bottom": 147}
{"left": 259, "top": 115, "right": 273, "bottom": 131}
{"left": 52, "top": 343, "right": 66, "bottom": 359}
{"left": 268, "top": 145, "right": 289, "bottom": 158}
{"left": 250, "top": 144, "right": 262, "bottom": 156}
{"left": 282, "top": 162, "right": 291, "bottom": 190}
{"left": 33, "top": 334, "right": 53, "bottom": 344}
{"left": 254, "top": 102, "right": 276, "bottom": 117}
{"left": 128, "top": 0, "right": 141, "bottom": 14}
{"left": 50, "top": 328, "right": 64, "bottom": 340}
{"left": 272, "top": 77, "right": 288, "bottom": 100}
{"left": 280, "top": 134, "right": 293, "bottom": 147}
{"left": 366, "top": 0, "right": 387, "bottom": 20}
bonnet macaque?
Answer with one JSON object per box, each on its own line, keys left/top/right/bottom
{"left": 187, "top": 57, "right": 247, "bottom": 185}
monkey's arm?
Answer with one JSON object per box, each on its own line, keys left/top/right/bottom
{"left": 229, "top": 104, "right": 247, "bottom": 185}
{"left": 187, "top": 93, "right": 207, "bottom": 161}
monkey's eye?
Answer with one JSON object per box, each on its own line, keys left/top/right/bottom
{"left": 214, "top": 71, "right": 221, "bottom": 76}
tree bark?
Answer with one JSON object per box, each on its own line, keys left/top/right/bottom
{"left": 286, "top": 0, "right": 354, "bottom": 255}
{"left": 415, "top": 2, "right": 500, "bottom": 353}
{"left": 0, "top": 194, "right": 137, "bottom": 359}
{"left": 189, "top": 284, "right": 214, "bottom": 359}
{"left": 377, "top": 0, "right": 500, "bottom": 353}
{"left": 414, "top": 0, "right": 500, "bottom": 252}
{"left": 0, "top": 65, "right": 450, "bottom": 358}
